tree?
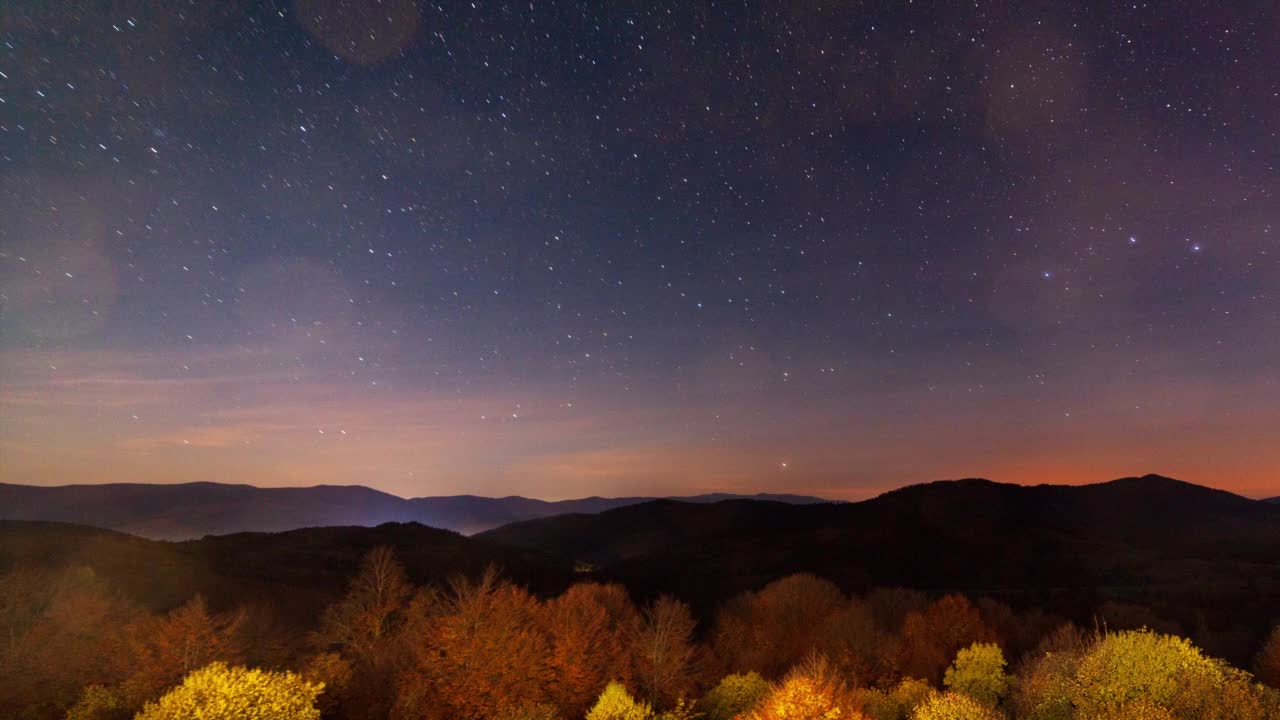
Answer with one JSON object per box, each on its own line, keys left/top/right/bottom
{"left": 1256, "top": 625, "right": 1280, "bottom": 689}
{"left": 396, "top": 568, "right": 553, "bottom": 720}
{"left": 900, "top": 596, "right": 993, "bottom": 685}
{"left": 633, "top": 595, "right": 699, "bottom": 707}
{"left": 861, "top": 678, "right": 932, "bottom": 720}
{"left": 712, "top": 575, "right": 846, "bottom": 678}
{"left": 942, "top": 643, "right": 1008, "bottom": 707}
{"left": 123, "top": 595, "right": 245, "bottom": 706}
{"left": 1016, "top": 628, "right": 1280, "bottom": 720}
{"left": 701, "top": 672, "right": 770, "bottom": 720}
{"left": 544, "top": 583, "right": 637, "bottom": 716}
{"left": 1071, "top": 629, "right": 1230, "bottom": 716}
{"left": 740, "top": 655, "right": 863, "bottom": 720}
{"left": 586, "top": 682, "right": 654, "bottom": 720}
{"left": 132, "top": 662, "right": 323, "bottom": 720}
{"left": 820, "top": 600, "right": 902, "bottom": 687}
{"left": 65, "top": 685, "right": 126, "bottom": 720}
{"left": 909, "top": 692, "right": 1004, "bottom": 720}
{"left": 0, "top": 566, "right": 140, "bottom": 720}
{"left": 1007, "top": 645, "right": 1080, "bottom": 720}
{"left": 315, "top": 546, "right": 412, "bottom": 657}
{"left": 312, "top": 547, "right": 413, "bottom": 719}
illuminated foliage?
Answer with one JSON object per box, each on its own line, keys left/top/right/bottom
{"left": 397, "top": 567, "right": 553, "bottom": 720}
{"left": 544, "top": 582, "right": 638, "bottom": 716}
{"left": 1008, "top": 646, "right": 1080, "bottom": 720}
{"left": 1072, "top": 629, "right": 1244, "bottom": 717}
{"left": 633, "top": 595, "right": 700, "bottom": 707}
{"left": 900, "top": 596, "right": 994, "bottom": 685}
{"left": 122, "top": 595, "right": 246, "bottom": 707}
{"left": 712, "top": 575, "right": 847, "bottom": 678}
{"left": 908, "top": 692, "right": 1004, "bottom": 720}
{"left": 488, "top": 702, "right": 563, "bottom": 720}
{"left": 819, "top": 600, "right": 902, "bottom": 687}
{"left": 315, "top": 546, "right": 412, "bottom": 656}
{"left": 586, "top": 681, "right": 654, "bottom": 720}
{"left": 312, "top": 547, "right": 412, "bottom": 719}
{"left": 65, "top": 685, "right": 126, "bottom": 720}
{"left": 741, "top": 655, "right": 864, "bottom": 720}
{"left": 861, "top": 678, "right": 932, "bottom": 720}
{"left": 942, "top": 643, "right": 1008, "bottom": 707}
{"left": 0, "top": 566, "right": 140, "bottom": 720}
{"left": 701, "top": 671, "right": 771, "bottom": 720}
{"left": 132, "top": 662, "right": 323, "bottom": 720}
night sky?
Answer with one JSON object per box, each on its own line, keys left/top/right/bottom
{"left": 1, "top": 1, "right": 1277, "bottom": 499}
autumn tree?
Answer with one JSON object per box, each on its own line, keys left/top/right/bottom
{"left": 741, "top": 654, "right": 864, "bottom": 720}
{"left": 396, "top": 567, "right": 553, "bottom": 720}
{"left": 132, "top": 662, "right": 323, "bottom": 720}
{"left": 1256, "top": 625, "right": 1280, "bottom": 689}
{"left": 0, "top": 566, "right": 140, "bottom": 720}
{"left": 909, "top": 692, "right": 1005, "bottom": 720}
{"left": 701, "top": 671, "right": 770, "bottom": 720}
{"left": 712, "top": 574, "right": 846, "bottom": 678}
{"left": 312, "top": 546, "right": 413, "bottom": 719}
{"left": 122, "top": 595, "right": 246, "bottom": 707}
{"left": 942, "top": 643, "right": 1008, "bottom": 708}
{"left": 1008, "top": 642, "right": 1081, "bottom": 720}
{"left": 316, "top": 546, "right": 412, "bottom": 656}
{"left": 544, "top": 582, "right": 637, "bottom": 716}
{"left": 860, "top": 678, "right": 932, "bottom": 720}
{"left": 899, "top": 595, "right": 993, "bottom": 685}
{"left": 586, "top": 682, "right": 654, "bottom": 720}
{"left": 820, "top": 598, "right": 903, "bottom": 686}
{"left": 632, "top": 595, "right": 699, "bottom": 707}
{"left": 1070, "top": 629, "right": 1277, "bottom": 719}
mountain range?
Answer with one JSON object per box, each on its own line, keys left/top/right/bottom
{"left": 2, "top": 474, "right": 1278, "bottom": 664}
{"left": 477, "top": 474, "right": 1280, "bottom": 642}
{"left": 0, "top": 481, "right": 826, "bottom": 539}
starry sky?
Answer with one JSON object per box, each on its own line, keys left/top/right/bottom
{"left": 1, "top": 1, "right": 1277, "bottom": 500}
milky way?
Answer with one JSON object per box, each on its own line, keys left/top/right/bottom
{"left": 1, "top": 1, "right": 1276, "bottom": 498}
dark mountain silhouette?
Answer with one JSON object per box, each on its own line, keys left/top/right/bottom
{"left": 1265, "top": 496, "right": 1280, "bottom": 504}
{"left": 477, "top": 475, "right": 1280, "bottom": 627}
{"left": 0, "top": 482, "right": 826, "bottom": 540}
{"left": 0, "top": 519, "right": 573, "bottom": 622}
{"left": 4, "top": 474, "right": 1277, "bottom": 663}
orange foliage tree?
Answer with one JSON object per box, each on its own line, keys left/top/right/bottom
{"left": 712, "top": 574, "right": 847, "bottom": 679}
{"left": 122, "top": 594, "right": 246, "bottom": 706}
{"left": 632, "top": 595, "right": 700, "bottom": 707}
{"left": 396, "top": 567, "right": 553, "bottom": 720}
{"left": 899, "top": 595, "right": 994, "bottom": 684}
{"left": 0, "top": 566, "right": 141, "bottom": 720}
{"left": 544, "top": 582, "right": 639, "bottom": 716}
{"left": 312, "top": 546, "right": 414, "bottom": 719}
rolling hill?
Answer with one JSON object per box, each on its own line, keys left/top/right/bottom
{"left": 477, "top": 475, "right": 1280, "bottom": 629}
{"left": 0, "top": 482, "right": 827, "bottom": 539}
{"left": 0, "top": 519, "right": 573, "bottom": 621}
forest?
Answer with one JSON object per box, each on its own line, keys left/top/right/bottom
{"left": 3, "top": 545, "right": 1279, "bottom": 720}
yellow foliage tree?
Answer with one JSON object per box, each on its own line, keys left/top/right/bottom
{"left": 132, "top": 662, "right": 323, "bottom": 720}
{"left": 860, "top": 677, "right": 932, "bottom": 720}
{"left": 909, "top": 692, "right": 1004, "bottom": 720}
{"left": 942, "top": 643, "right": 1008, "bottom": 707}
{"left": 741, "top": 656, "right": 865, "bottom": 720}
{"left": 586, "top": 681, "right": 654, "bottom": 720}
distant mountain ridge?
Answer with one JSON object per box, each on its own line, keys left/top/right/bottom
{"left": 0, "top": 481, "right": 827, "bottom": 540}
{"left": 476, "top": 474, "right": 1280, "bottom": 619}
